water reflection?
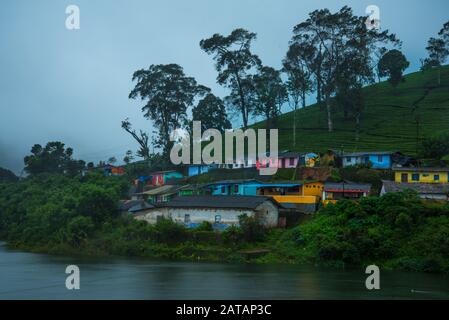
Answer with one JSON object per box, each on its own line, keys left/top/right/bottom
{"left": 0, "top": 243, "right": 448, "bottom": 300}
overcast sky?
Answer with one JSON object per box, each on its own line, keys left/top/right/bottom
{"left": 0, "top": 0, "right": 448, "bottom": 174}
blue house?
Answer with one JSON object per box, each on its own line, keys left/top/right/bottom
{"left": 206, "top": 179, "right": 303, "bottom": 196}
{"left": 342, "top": 152, "right": 393, "bottom": 169}
{"left": 187, "top": 164, "right": 218, "bottom": 177}
{"left": 207, "top": 179, "right": 260, "bottom": 196}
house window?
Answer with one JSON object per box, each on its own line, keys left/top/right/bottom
{"left": 289, "top": 158, "right": 295, "bottom": 166}
{"left": 378, "top": 155, "right": 383, "bottom": 162}
{"left": 346, "top": 157, "right": 351, "bottom": 162}
{"left": 215, "top": 215, "right": 221, "bottom": 223}
{"left": 234, "top": 185, "right": 239, "bottom": 193}
{"left": 412, "top": 174, "right": 419, "bottom": 181}
{"left": 434, "top": 174, "right": 440, "bottom": 181}
{"left": 221, "top": 186, "right": 225, "bottom": 193}
{"left": 184, "top": 214, "right": 190, "bottom": 223}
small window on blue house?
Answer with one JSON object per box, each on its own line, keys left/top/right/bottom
{"left": 412, "top": 174, "right": 419, "bottom": 181}
{"left": 215, "top": 215, "right": 221, "bottom": 223}
{"left": 434, "top": 174, "right": 440, "bottom": 181}
{"left": 346, "top": 157, "right": 351, "bottom": 162}
{"left": 234, "top": 185, "right": 239, "bottom": 193}
{"left": 378, "top": 155, "right": 383, "bottom": 162}
{"left": 221, "top": 186, "right": 225, "bottom": 193}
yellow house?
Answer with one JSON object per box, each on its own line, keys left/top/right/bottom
{"left": 393, "top": 167, "right": 449, "bottom": 183}
{"left": 261, "top": 181, "right": 324, "bottom": 213}
{"left": 302, "top": 181, "right": 324, "bottom": 197}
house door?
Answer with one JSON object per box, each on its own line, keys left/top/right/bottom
{"left": 401, "top": 173, "right": 408, "bottom": 182}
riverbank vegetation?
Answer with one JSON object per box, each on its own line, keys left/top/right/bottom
{"left": 1, "top": 173, "right": 449, "bottom": 273}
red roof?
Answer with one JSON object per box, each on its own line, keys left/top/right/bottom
{"left": 325, "top": 189, "right": 366, "bottom": 193}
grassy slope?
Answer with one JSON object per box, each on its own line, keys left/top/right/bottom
{"left": 253, "top": 65, "right": 449, "bottom": 155}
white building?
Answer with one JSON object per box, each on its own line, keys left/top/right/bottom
{"left": 132, "top": 195, "right": 280, "bottom": 229}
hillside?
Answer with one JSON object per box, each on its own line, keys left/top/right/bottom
{"left": 253, "top": 65, "right": 449, "bottom": 155}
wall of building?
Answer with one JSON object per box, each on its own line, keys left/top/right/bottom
{"left": 417, "top": 194, "right": 448, "bottom": 200}
{"left": 271, "top": 195, "right": 318, "bottom": 204}
{"left": 343, "top": 154, "right": 391, "bottom": 169}
{"left": 368, "top": 154, "right": 391, "bottom": 169}
{"left": 211, "top": 183, "right": 258, "bottom": 196}
{"left": 342, "top": 156, "right": 367, "bottom": 167}
{"left": 254, "top": 201, "right": 280, "bottom": 227}
{"left": 188, "top": 165, "right": 216, "bottom": 177}
{"left": 134, "top": 202, "right": 279, "bottom": 228}
{"left": 302, "top": 182, "right": 324, "bottom": 197}
{"left": 277, "top": 157, "right": 298, "bottom": 168}
{"left": 394, "top": 171, "right": 449, "bottom": 183}
{"left": 135, "top": 207, "right": 256, "bottom": 228}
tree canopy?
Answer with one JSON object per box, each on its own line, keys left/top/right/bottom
{"left": 378, "top": 49, "right": 410, "bottom": 87}
{"left": 200, "top": 28, "right": 261, "bottom": 128}
{"left": 289, "top": 6, "right": 399, "bottom": 132}
{"left": 23, "top": 142, "right": 85, "bottom": 176}
{"left": 192, "top": 93, "right": 231, "bottom": 133}
{"left": 0, "top": 167, "right": 18, "bottom": 183}
{"left": 129, "top": 64, "right": 208, "bottom": 156}
{"left": 252, "top": 66, "right": 287, "bottom": 129}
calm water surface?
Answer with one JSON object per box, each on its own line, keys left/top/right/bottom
{"left": 0, "top": 242, "right": 448, "bottom": 300}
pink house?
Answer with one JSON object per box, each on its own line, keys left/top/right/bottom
{"left": 277, "top": 152, "right": 300, "bottom": 168}
{"left": 256, "top": 152, "right": 300, "bottom": 169}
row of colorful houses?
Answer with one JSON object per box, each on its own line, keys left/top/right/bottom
{"left": 125, "top": 177, "right": 373, "bottom": 227}
{"left": 184, "top": 150, "right": 415, "bottom": 177}
{"left": 120, "top": 147, "right": 447, "bottom": 230}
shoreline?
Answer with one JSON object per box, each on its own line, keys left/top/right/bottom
{"left": 2, "top": 238, "right": 444, "bottom": 275}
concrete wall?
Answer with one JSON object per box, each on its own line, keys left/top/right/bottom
{"left": 254, "top": 201, "right": 280, "bottom": 228}
{"left": 134, "top": 202, "right": 279, "bottom": 228}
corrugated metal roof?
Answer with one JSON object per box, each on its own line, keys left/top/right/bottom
{"left": 392, "top": 167, "right": 449, "bottom": 172}
{"left": 128, "top": 202, "right": 155, "bottom": 213}
{"left": 120, "top": 199, "right": 145, "bottom": 211}
{"left": 278, "top": 151, "right": 301, "bottom": 158}
{"left": 324, "top": 182, "right": 371, "bottom": 192}
{"left": 382, "top": 180, "right": 449, "bottom": 194}
{"left": 138, "top": 185, "right": 181, "bottom": 196}
{"left": 156, "top": 195, "right": 279, "bottom": 209}
{"left": 206, "top": 179, "right": 262, "bottom": 186}
{"left": 343, "top": 151, "right": 394, "bottom": 157}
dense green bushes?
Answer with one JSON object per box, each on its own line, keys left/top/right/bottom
{"left": 279, "top": 191, "right": 449, "bottom": 272}
{"left": 0, "top": 171, "right": 263, "bottom": 259}
{"left": 0, "top": 172, "right": 128, "bottom": 247}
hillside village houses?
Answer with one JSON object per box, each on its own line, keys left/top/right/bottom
{"left": 122, "top": 149, "right": 448, "bottom": 229}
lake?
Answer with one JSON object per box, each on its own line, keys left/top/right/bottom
{"left": 0, "top": 242, "right": 448, "bottom": 299}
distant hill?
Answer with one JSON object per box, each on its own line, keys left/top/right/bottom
{"left": 253, "top": 65, "right": 449, "bottom": 156}
{"left": 0, "top": 167, "right": 18, "bottom": 183}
